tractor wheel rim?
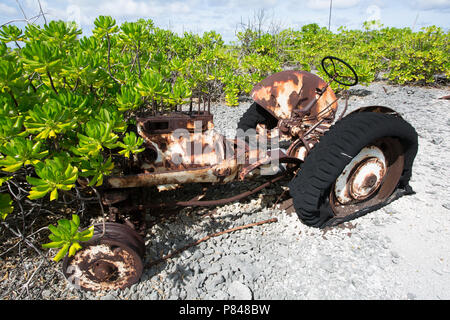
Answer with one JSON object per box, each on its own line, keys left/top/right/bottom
{"left": 62, "top": 223, "right": 145, "bottom": 291}
{"left": 330, "top": 137, "right": 404, "bottom": 219}
{"left": 63, "top": 240, "right": 143, "bottom": 291}
{"left": 334, "top": 145, "right": 386, "bottom": 205}
{"left": 349, "top": 157, "right": 385, "bottom": 201}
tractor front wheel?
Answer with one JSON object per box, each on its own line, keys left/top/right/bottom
{"left": 288, "top": 112, "right": 418, "bottom": 228}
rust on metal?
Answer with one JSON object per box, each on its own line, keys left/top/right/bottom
{"left": 348, "top": 157, "right": 386, "bottom": 201}
{"left": 99, "top": 63, "right": 342, "bottom": 218}
{"left": 238, "top": 149, "right": 301, "bottom": 180}
{"left": 62, "top": 223, "right": 145, "bottom": 291}
{"left": 250, "top": 70, "right": 338, "bottom": 124}
{"left": 63, "top": 242, "right": 142, "bottom": 291}
{"left": 330, "top": 138, "right": 404, "bottom": 218}
{"left": 101, "top": 190, "right": 132, "bottom": 206}
{"left": 136, "top": 112, "right": 221, "bottom": 172}
{"left": 334, "top": 145, "right": 387, "bottom": 205}
{"left": 105, "top": 160, "right": 239, "bottom": 189}
{"left": 98, "top": 68, "right": 340, "bottom": 218}
{"left": 100, "top": 69, "right": 340, "bottom": 201}
{"left": 107, "top": 172, "right": 290, "bottom": 215}
{"left": 137, "top": 112, "right": 213, "bottom": 134}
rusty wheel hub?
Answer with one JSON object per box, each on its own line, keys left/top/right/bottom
{"left": 331, "top": 138, "right": 404, "bottom": 218}
{"left": 93, "top": 259, "right": 119, "bottom": 282}
{"left": 349, "top": 158, "right": 385, "bottom": 200}
{"left": 334, "top": 145, "right": 387, "bottom": 204}
{"left": 63, "top": 223, "right": 145, "bottom": 291}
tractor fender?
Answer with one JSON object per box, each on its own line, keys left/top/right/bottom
{"left": 347, "top": 106, "right": 403, "bottom": 118}
{"left": 250, "top": 70, "right": 338, "bottom": 124}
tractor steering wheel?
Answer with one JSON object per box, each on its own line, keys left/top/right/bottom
{"left": 321, "top": 56, "right": 358, "bottom": 87}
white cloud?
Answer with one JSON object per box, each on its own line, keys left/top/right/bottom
{"left": 306, "top": 0, "right": 360, "bottom": 10}
{"left": 411, "top": 0, "right": 450, "bottom": 11}
{"left": 41, "top": 0, "right": 167, "bottom": 27}
{"left": 99, "top": 0, "right": 155, "bottom": 17}
{"left": 47, "top": 0, "right": 195, "bottom": 25}
{"left": 168, "top": 1, "right": 191, "bottom": 14}
{"left": 365, "top": 4, "right": 381, "bottom": 21}
{"left": 0, "top": 3, "right": 17, "bottom": 16}
{"left": 4, "top": 0, "right": 447, "bottom": 43}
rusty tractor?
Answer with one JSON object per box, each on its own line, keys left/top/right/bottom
{"left": 62, "top": 56, "right": 418, "bottom": 291}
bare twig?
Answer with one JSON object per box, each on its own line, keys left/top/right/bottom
{"left": 46, "top": 70, "right": 58, "bottom": 95}
{"left": 137, "top": 41, "right": 141, "bottom": 78}
{"left": 106, "top": 33, "right": 112, "bottom": 75}
{"left": 0, "top": 12, "right": 47, "bottom": 28}
{"left": 91, "top": 187, "right": 106, "bottom": 238}
{"left": 98, "top": 66, "right": 121, "bottom": 84}
{"left": 18, "top": 258, "right": 45, "bottom": 299}
{"left": 15, "top": 0, "right": 28, "bottom": 21}
{"left": 72, "top": 78, "right": 80, "bottom": 91}
{"left": 8, "top": 90, "right": 19, "bottom": 109}
{"left": 1, "top": 221, "right": 46, "bottom": 258}
{"left": 0, "top": 236, "right": 23, "bottom": 257}
{"left": 28, "top": 75, "right": 37, "bottom": 92}
{"left": 37, "top": 0, "right": 47, "bottom": 24}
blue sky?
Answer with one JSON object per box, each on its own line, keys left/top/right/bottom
{"left": 1, "top": 0, "right": 449, "bottom": 43}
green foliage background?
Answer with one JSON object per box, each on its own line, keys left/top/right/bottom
{"left": 0, "top": 17, "right": 448, "bottom": 259}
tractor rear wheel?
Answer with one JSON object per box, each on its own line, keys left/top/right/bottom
{"left": 288, "top": 112, "right": 418, "bottom": 228}
{"left": 237, "top": 102, "right": 278, "bottom": 132}
{"left": 237, "top": 102, "right": 279, "bottom": 149}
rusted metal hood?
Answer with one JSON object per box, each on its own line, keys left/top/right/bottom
{"left": 250, "top": 70, "right": 338, "bottom": 122}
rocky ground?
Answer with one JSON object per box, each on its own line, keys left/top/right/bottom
{"left": 1, "top": 80, "right": 449, "bottom": 300}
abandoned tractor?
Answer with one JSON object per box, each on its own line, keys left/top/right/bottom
{"left": 63, "top": 56, "right": 418, "bottom": 291}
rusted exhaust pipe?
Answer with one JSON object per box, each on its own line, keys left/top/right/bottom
{"left": 104, "top": 161, "right": 239, "bottom": 189}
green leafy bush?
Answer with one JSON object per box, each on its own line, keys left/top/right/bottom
{"left": 117, "top": 132, "right": 145, "bottom": 159}
{"left": 0, "top": 193, "right": 13, "bottom": 220}
{"left": 42, "top": 214, "right": 94, "bottom": 261}
{"left": 387, "top": 26, "right": 449, "bottom": 84}
{"left": 26, "top": 157, "right": 78, "bottom": 201}
{"left": 0, "top": 137, "right": 48, "bottom": 172}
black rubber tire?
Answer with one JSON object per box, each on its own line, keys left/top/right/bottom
{"left": 288, "top": 112, "right": 418, "bottom": 228}
{"left": 237, "top": 102, "right": 278, "bottom": 132}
